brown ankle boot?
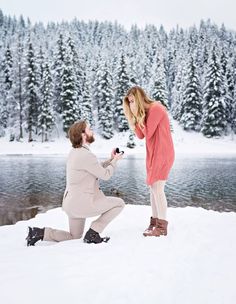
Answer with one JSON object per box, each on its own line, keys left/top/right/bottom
{"left": 157, "top": 219, "right": 168, "bottom": 236}
{"left": 143, "top": 217, "right": 161, "bottom": 237}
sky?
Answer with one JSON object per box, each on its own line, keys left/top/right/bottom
{"left": 0, "top": 0, "right": 236, "bottom": 31}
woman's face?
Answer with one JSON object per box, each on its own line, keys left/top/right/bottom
{"left": 128, "top": 94, "right": 137, "bottom": 116}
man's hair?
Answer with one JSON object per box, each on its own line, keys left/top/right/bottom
{"left": 68, "top": 120, "right": 87, "bottom": 148}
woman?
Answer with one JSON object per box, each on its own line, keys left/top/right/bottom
{"left": 123, "top": 86, "right": 174, "bottom": 237}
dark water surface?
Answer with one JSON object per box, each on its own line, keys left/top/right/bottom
{"left": 0, "top": 155, "right": 235, "bottom": 226}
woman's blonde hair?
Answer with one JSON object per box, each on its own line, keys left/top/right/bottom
{"left": 123, "top": 86, "right": 155, "bottom": 129}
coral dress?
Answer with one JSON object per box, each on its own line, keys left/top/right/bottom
{"left": 135, "top": 102, "right": 175, "bottom": 185}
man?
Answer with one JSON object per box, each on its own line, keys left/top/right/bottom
{"left": 26, "top": 120, "right": 125, "bottom": 245}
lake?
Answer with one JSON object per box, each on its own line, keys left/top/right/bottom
{"left": 0, "top": 155, "right": 235, "bottom": 226}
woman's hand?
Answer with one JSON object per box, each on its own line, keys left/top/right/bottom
{"left": 128, "top": 115, "right": 136, "bottom": 130}
{"left": 129, "top": 101, "right": 137, "bottom": 116}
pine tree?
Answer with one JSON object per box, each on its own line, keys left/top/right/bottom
{"left": 0, "top": 9, "right": 4, "bottom": 27}
{"left": 80, "top": 71, "right": 94, "bottom": 127}
{"left": 232, "top": 84, "right": 236, "bottom": 134}
{"left": 114, "top": 54, "right": 130, "bottom": 132}
{"left": 94, "top": 62, "right": 114, "bottom": 139}
{"left": 36, "top": 46, "right": 45, "bottom": 82}
{"left": 231, "top": 55, "right": 236, "bottom": 134}
{"left": 180, "top": 54, "right": 202, "bottom": 131}
{"left": 13, "top": 34, "right": 24, "bottom": 140}
{"left": 201, "top": 45, "right": 227, "bottom": 137}
{"left": 67, "top": 36, "right": 83, "bottom": 117}
{"left": 150, "top": 54, "right": 169, "bottom": 108}
{"left": 127, "top": 130, "right": 136, "bottom": 148}
{"left": 53, "top": 34, "right": 66, "bottom": 114}
{"left": 0, "top": 45, "right": 13, "bottom": 130}
{"left": 220, "top": 49, "right": 234, "bottom": 131}
{"left": 165, "top": 31, "right": 178, "bottom": 105}
{"left": 38, "top": 62, "right": 54, "bottom": 141}
{"left": 60, "top": 51, "right": 78, "bottom": 133}
{"left": 25, "top": 40, "right": 39, "bottom": 142}
{"left": 171, "top": 56, "right": 187, "bottom": 121}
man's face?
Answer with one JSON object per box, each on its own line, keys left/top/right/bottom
{"left": 85, "top": 125, "right": 95, "bottom": 144}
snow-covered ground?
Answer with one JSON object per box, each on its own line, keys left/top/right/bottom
{"left": 0, "top": 120, "right": 236, "bottom": 157}
{"left": 0, "top": 205, "right": 235, "bottom": 304}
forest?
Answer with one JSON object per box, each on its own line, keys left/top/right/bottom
{"left": 0, "top": 9, "right": 236, "bottom": 142}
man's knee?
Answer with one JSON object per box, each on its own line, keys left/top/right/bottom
{"left": 116, "top": 198, "right": 125, "bottom": 209}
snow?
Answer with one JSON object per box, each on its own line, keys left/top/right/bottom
{"left": 0, "top": 204, "right": 235, "bottom": 304}
{"left": 0, "top": 120, "right": 235, "bottom": 157}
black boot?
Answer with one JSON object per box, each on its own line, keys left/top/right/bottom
{"left": 83, "top": 228, "right": 110, "bottom": 244}
{"left": 26, "top": 227, "right": 45, "bottom": 246}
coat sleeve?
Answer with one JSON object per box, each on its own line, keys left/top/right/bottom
{"left": 84, "top": 152, "right": 117, "bottom": 180}
{"left": 101, "top": 158, "right": 113, "bottom": 168}
{"left": 145, "top": 105, "right": 166, "bottom": 139}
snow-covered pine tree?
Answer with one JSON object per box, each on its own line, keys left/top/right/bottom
{"left": 165, "top": 29, "right": 178, "bottom": 105}
{"left": 36, "top": 46, "right": 45, "bottom": 82}
{"left": 53, "top": 33, "right": 66, "bottom": 114}
{"left": 231, "top": 54, "right": 236, "bottom": 134}
{"left": 201, "top": 44, "right": 227, "bottom": 137}
{"left": 60, "top": 50, "right": 78, "bottom": 134}
{"left": 114, "top": 54, "right": 130, "bottom": 132}
{"left": 180, "top": 53, "right": 202, "bottom": 131}
{"left": 0, "top": 45, "right": 13, "bottom": 131}
{"left": 126, "top": 130, "right": 136, "bottom": 148}
{"left": 150, "top": 53, "right": 169, "bottom": 108}
{"left": 38, "top": 62, "right": 54, "bottom": 141}
{"left": 0, "top": 9, "right": 4, "bottom": 27}
{"left": 142, "top": 48, "right": 152, "bottom": 89}
{"left": 171, "top": 55, "right": 187, "bottom": 121}
{"left": 80, "top": 70, "right": 94, "bottom": 127}
{"left": 25, "top": 39, "right": 39, "bottom": 142}
{"left": 82, "top": 86, "right": 93, "bottom": 126}
{"left": 186, "top": 25, "right": 198, "bottom": 54}
{"left": 94, "top": 61, "right": 114, "bottom": 139}
{"left": 12, "top": 34, "right": 25, "bottom": 140}
{"left": 220, "top": 48, "right": 234, "bottom": 131}
{"left": 67, "top": 36, "right": 83, "bottom": 118}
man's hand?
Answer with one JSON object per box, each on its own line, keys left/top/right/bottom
{"left": 111, "top": 148, "right": 116, "bottom": 159}
{"left": 113, "top": 152, "right": 124, "bottom": 161}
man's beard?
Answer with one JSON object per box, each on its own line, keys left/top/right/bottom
{"left": 86, "top": 134, "right": 95, "bottom": 144}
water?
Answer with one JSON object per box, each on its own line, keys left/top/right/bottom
{"left": 0, "top": 155, "right": 235, "bottom": 226}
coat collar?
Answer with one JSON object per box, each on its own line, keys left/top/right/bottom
{"left": 82, "top": 144, "right": 90, "bottom": 151}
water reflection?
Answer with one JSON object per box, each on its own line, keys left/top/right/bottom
{"left": 0, "top": 155, "right": 235, "bottom": 226}
{"left": 0, "top": 206, "right": 39, "bottom": 226}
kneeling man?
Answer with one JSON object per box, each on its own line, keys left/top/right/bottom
{"left": 26, "top": 120, "right": 125, "bottom": 245}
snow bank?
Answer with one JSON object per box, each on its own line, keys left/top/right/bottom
{"left": 0, "top": 120, "right": 236, "bottom": 157}
{"left": 0, "top": 205, "right": 235, "bottom": 304}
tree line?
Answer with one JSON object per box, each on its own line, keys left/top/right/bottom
{"left": 0, "top": 10, "right": 236, "bottom": 142}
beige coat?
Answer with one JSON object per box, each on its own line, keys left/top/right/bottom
{"left": 62, "top": 146, "right": 117, "bottom": 218}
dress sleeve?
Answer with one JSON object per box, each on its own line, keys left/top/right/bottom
{"left": 145, "top": 104, "right": 166, "bottom": 139}
{"left": 134, "top": 124, "right": 145, "bottom": 139}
